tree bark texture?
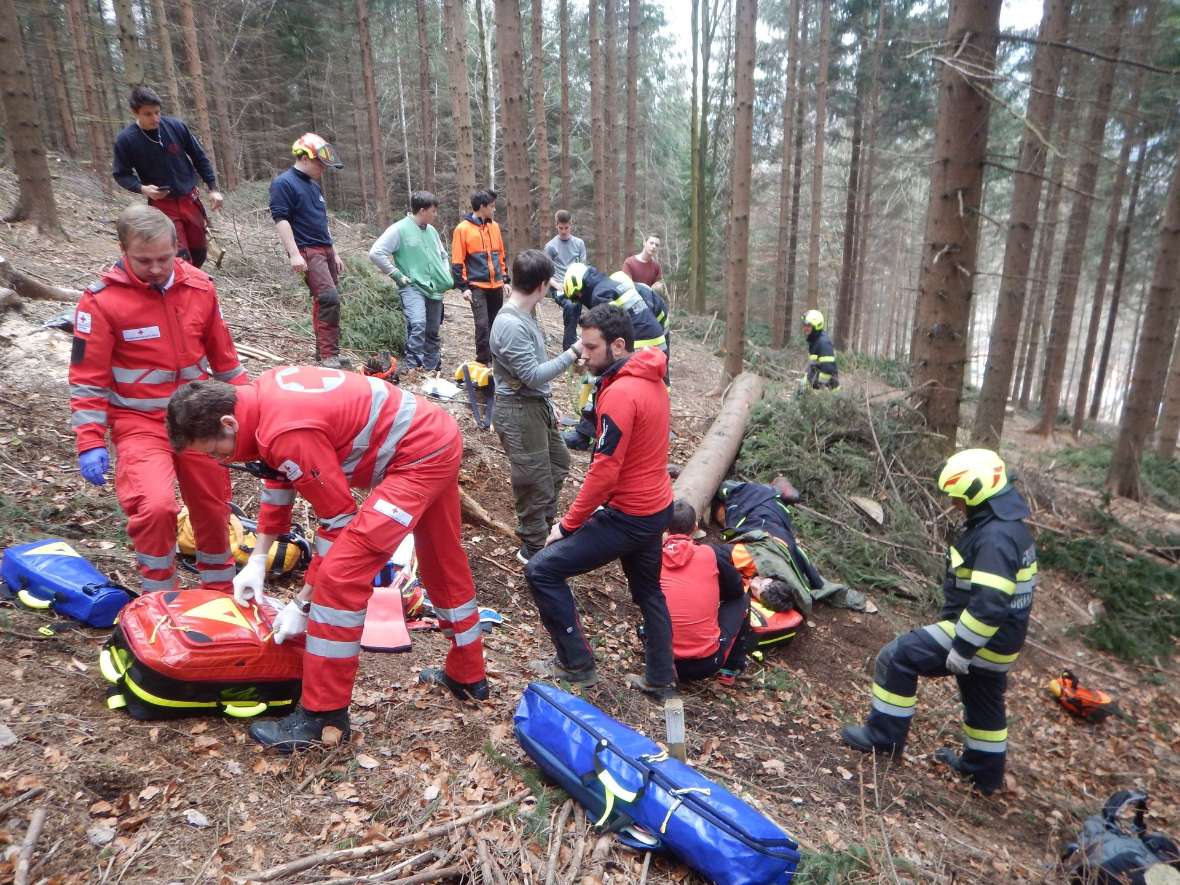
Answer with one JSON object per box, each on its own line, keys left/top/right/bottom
{"left": 622, "top": 0, "right": 640, "bottom": 259}
{"left": 909, "top": 0, "right": 1002, "bottom": 449}
{"left": 530, "top": 0, "right": 552, "bottom": 241}
{"left": 558, "top": 0, "right": 571, "bottom": 209}
{"left": 971, "top": 0, "right": 1071, "bottom": 448}
{"left": 356, "top": 0, "right": 389, "bottom": 217}
{"left": 416, "top": 0, "right": 437, "bottom": 192}
{"left": 65, "top": 0, "right": 109, "bottom": 184}
{"left": 112, "top": 0, "right": 144, "bottom": 86}
{"left": 494, "top": 0, "right": 531, "bottom": 256}
{"left": 784, "top": 4, "right": 809, "bottom": 341}
{"left": 722, "top": 0, "right": 757, "bottom": 382}
{"left": 1157, "top": 325, "right": 1180, "bottom": 459}
{"left": 475, "top": 0, "right": 495, "bottom": 187}
{"left": 834, "top": 33, "right": 866, "bottom": 350}
{"left": 0, "top": 0, "right": 61, "bottom": 231}
{"left": 176, "top": 0, "right": 216, "bottom": 177}
{"left": 689, "top": 0, "right": 702, "bottom": 312}
{"left": 1034, "top": 0, "right": 1128, "bottom": 436}
{"left": 691, "top": 0, "right": 716, "bottom": 314}
{"left": 804, "top": 0, "right": 831, "bottom": 310}
{"left": 36, "top": 0, "right": 79, "bottom": 157}
{"left": 771, "top": 0, "right": 802, "bottom": 348}
{"left": 1107, "top": 144, "right": 1180, "bottom": 497}
{"left": 147, "top": 0, "right": 180, "bottom": 112}
{"left": 444, "top": 0, "right": 476, "bottom": 203}
{"left": 199, "top": 5, "right": 238, "bottom": 191}
{"left": 603, "top": 0, "right": 619, "bottom": 268}
{"left": 589, "top": 0, "right": 606, "bottom": 263}
{"left": 850, "top": 0, "right": 885, "bottom": 355}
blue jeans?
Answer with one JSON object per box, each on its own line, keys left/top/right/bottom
{"left": 399, "top": 286, "right": 443, "bottom": 370}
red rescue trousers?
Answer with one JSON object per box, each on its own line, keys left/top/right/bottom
{"left": 302, "top": 433, "right": 485, "bottom": 711}
{"left": 301, "top": 246, "right": 341, "bottom": 361}
{"left": 148, "top": 190, "right": 209, "bottom": 268}
{"left": 111, "top": 415, "right": 234, "bottom": 592}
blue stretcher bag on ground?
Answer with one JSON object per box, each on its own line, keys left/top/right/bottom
{"left": 514, "top": 682, "right": 799, "bottom": 885}
{"left": 1, "top": 539, "right": 133, "bottom": 628}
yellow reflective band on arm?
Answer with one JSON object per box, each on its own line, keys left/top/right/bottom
{"left": 949, "top": 547, "right": 965, "bottom": 569}
{"left": 976, "top": 647, "right": 1020, "bottom": 664}
{"left": 958, "top": 610, "right": 999, "bottom": 638}
{"left": 954, "top": 566, "right": 972, "bottom": 579}
{"left": 817, "top": 356, "right": 836, "bottom": 363}
{"left": 872, "top": 683, "right": 917, "bottom": 708}
{"left": 817, "top": 373, "right": 832, "bottom": 382}
{"left": 594, "top": 769, "right": 639, "bottom": 826}
{"left": 808, "top": 354, "right": 818, "bottom": 361}
{"left": 634, "top": 335, "right": 667, "bottom": 348}
{"left": 963, "top": 724, "right": 1008, "bottom": 742}
{"left": 970, "top": 570, "right": 1016, "bottom": 594}
{"left": 1016, "top": 563, "right": 1038, "bottom": 581}
{"left": 937, "top": 620, "right": 956, "bottom": 638}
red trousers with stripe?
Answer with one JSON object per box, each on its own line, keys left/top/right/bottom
{"left": 302, "top": 433, "right": 485, "bottom": 711}
{"left": 148, "top": 190, "right": 209, "bottom": 267}
{"left": 111, "top": 415, "right": 234, "bottom": 592}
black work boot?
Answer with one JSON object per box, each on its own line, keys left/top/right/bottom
{"left": 933, "top": 747, "right": 998, "bottom": 796}
{"left": 625, "top": 674, "right": 679, "bottom": 703}
{"left": 839, "top": 725, "right": 900, "bottom": 757}
{"left": 248, "top": 704, "right": 351, "bottom": 753}
{"left": 418, "top": 666, "right": 490, "bottom": 701}
{"left": 529, "top": 656, "right": 600, "bottom": 688}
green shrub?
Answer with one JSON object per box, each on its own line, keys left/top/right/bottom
{"left": 337, "top": 257, "right": 407, "bottom": 356}
{"left": 1050, "top": 444, "right": 1180, "bottom": 511}
{"left": 794, "top": 846, "right": 874, "bottom": 884}
{"left": 841, "top": 351, "right": 911, "bottom": 389}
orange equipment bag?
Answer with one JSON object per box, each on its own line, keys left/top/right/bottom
{"left": 1048, "top": 670, "right": 1121, "bottom": 723}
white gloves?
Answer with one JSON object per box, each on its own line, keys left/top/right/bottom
{"left": 946, "top": 648, "right": 972, "bottom": 675}
{"left": 233, "top": 556, "right": 268, "bottom": 606}
{"left": 273, "top": 600, "right": 309, "bottom": 645}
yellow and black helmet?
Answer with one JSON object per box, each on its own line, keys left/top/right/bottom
{"left": 291, "top": 132, "right": 343, "bottom": 169}
{"left": 938, "top": 448, "right": 1008, "bottom": 507}
{"left": 801, "top": 309, "right": 824, "bottom": 331}
{"left": 563, "top": 262, "right": 588, "bottom": 300}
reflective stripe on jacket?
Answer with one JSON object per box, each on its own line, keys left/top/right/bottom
{"left": 450, "top": 214, "right": 507, "bottom": 289}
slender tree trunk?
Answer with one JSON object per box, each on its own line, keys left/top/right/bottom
{"left": 1107, "top": 144, "right": 1180, "bottom": 496}
{"left": 1156, "top": 325, "right": 1180, "bottom": 459}
{"left": 691, "top": 0, "right": 716, "bottom": 313}
{"left": 147, "top": 0, "right": 179, "bottom": 112}
{"left": 112, "top": 0, "right": 144, "bottom": 86}
{"left": 722, "top": 0, "right": 757, "bottom": 382}
{"left": 1034, "top": 0, "right": 1129, "bottom": 435}
{"left": 589, "top": 0, "right": 606, "bottom": 260}
{"left": 622, "top": 0, "right": 640, "bottom": 260}
{"left": 64, "top": 0, "right": 108, "bottom": 184}
{"left": 393, "top": 9, "right": 413, "bottom": 203}
{"left": 355, "top": 0, "right": 389, "bottom": 215}
{"left": 784, "top": 4, "right": 809, "bottom": 340}
{"left": 199, "top": 6, "right": 238, "bottom": 191}
{"left": 804, "top": 0, "right": 831, "bottom": 310}
{"left": 771, "top": 0, "right": 802, "bottom": 348}
{"left": 0, "top": 0, "right": 61, "bottom": 231}
{"left": 90, "top": 0, "right": 122, "bottom": 136}
{"left": 530, "top": 0, "right": 552, "bottom": 240}
{"left": 603, "top": 0, "right": 619, "bottom": 267}
{"left": 850, "top": 1, "right": 884, "bottom": 355}
{"left": 834, "top": 33, "right": 866, "bottom": 350}
{"left": 416, "top": 0, "right": 436, "bottom": 192}
{"left": 494, "top": 0, "right": 531, "bottom": 255}
{"left": 348, "top": 45, "right": 372, "bottom": 219}
{"left": 689, "top": 0, "right": 702, "bottom": 312}
{"left": 1091, "top": 142, "right": 1146, "bottom": 420}
{"left": 444, "top": 0, "right": 476, "bottom": 203}
{"left": 909, "top": 0, "right": 1002, "bottom": 448}
{"left": 475, "top": 0, "right": 495, "bottom": 187}
{"left": 558, "top": 0, "right": 571, "bottom": 210}
{"left": 176, "top": 0, "right": 216, "bottom": 175}
{"left": 971, "top": 0, "right": 1071, "bottom": 447}
{"left": 37, "top": 0, "right": 79, "bottom": 157}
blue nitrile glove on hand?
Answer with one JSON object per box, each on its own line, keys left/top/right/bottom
{"left": 79, "top": 448, "right": 109, "bottom": 486}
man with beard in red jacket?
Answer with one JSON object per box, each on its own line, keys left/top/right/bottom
{"left": 524, "top": 304, "right": 677, "bottom": 699}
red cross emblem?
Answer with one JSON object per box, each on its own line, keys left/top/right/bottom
{"left": 274, "top": 366, "right": 346, "bottom": 394}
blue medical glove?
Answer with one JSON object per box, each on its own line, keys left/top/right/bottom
{"left": 79, "top": 447, "right": 109, "bottom": 486}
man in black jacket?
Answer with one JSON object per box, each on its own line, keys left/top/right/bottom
{"left": 801, "top": 309, "right": 839, "bottom": 390}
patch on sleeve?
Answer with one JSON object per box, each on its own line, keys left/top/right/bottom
{"left": 75, "top": 310, "right": 92, "bottom": 335}
{"left": 595, "top": 414, "right": 622, "bottom": 457}
{"left": 373, "top": 498, "right": 414, "bottom": 526}
{"left": 278, "top": 459, "right": 303, "bottom": 481}
{"left": 70, "top": 337, "right": 86, "bottom": 365}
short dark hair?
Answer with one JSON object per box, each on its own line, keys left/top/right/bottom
{"left": 410, "top": 191, "right": 438, "bottom": 213}
{"left": 579, "top": 304, "right": 634, "bottom": 351}
{"left": 167, "top": 381, "right": 239, "bottom": 451}
{"left": 668, "top": 499, "right": 697, "bottom": 535}
{"left": 759, "top": 579, "right": 796, "bottom": 612}
{"left": 512, "top": 249, "right": 554, "bottom": 295}
{"left": 129, "top": 85, "right": 162, "bottom": 110}
{"left": 470, "top": 188, "right": 497, "bottom": 211}
{"left": 554, "top": 209, "right": 572, "bottom": 225}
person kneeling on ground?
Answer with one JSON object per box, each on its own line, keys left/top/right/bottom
{"left": 167, "top": 366, "right": 488, "bottom": 752}
{"left": 660, "top": 499, "right": 750, "bottom": 685}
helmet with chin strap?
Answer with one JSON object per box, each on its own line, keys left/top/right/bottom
{"left": 938, "top": 448, "right": 1008, "bottom": 507}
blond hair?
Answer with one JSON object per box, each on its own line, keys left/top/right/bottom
{"left": 116, "top": 204, "right": 177, "bottom": 248}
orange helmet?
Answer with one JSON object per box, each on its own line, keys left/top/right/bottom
{"left": 292, "top": 133, "right": 343, "bottom": 169}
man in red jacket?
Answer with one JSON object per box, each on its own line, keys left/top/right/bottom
{"left": 524, "top": 304, "right": 676, "bottom": 699}
{"left": 166, "top": 366, "right": 488, "bottom": 751}
{"left": 69, "top": 204, "right": 246, "bottom": 595}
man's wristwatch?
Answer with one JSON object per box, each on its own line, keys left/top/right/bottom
{"left": 297, "top": 599, "right": 311, "bottom": 614}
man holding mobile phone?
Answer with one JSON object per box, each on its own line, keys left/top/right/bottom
{"left": 113, "top": 86, "right": 223, "bottom": 269}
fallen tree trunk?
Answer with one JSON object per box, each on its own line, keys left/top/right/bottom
{"left": 672, "top": 372, "right": 765, "bottom": 524}
{"left": 459, "top": 487, "right": 516, "bottom": 539}
{"left": 0, "top": 256, "right": 81, "bottom": 305}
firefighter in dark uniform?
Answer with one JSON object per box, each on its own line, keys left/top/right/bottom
{"left": 840, "top": 449, "right": 1037, "bottom": 796}
{"left": 802, "top": 309, "right": 839, "bottom": 390}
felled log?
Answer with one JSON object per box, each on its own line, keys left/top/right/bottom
{"left": 671, "top": 372, "right": 765, "bottom": 524}
{"left": 459, "top": 487, "right": 516, "bottom": 539}
{"left": 0, "top": 256, "right": 80, "bottom": 304}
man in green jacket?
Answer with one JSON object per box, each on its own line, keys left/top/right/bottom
{"left": 368, "top": 191, "right": 455, "bottom": 373}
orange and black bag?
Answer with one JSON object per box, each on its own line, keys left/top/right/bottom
{"left": 1048, "top": 670, "right": 1123, "bottom": 723}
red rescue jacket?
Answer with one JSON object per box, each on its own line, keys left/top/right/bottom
{"left": 560, "top": 348, "right": 673, "bottom": 532}
{"left": 69, "top": 258, "right": 246, "bottom": 453}
{"left": 661, "top": 534, "right": 722, "bottom": 659}
{"left": 233, "top": 367, "right": 458, "bottom": 584}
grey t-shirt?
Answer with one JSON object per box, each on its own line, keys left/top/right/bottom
{"left": 544, "top": 235, "right": 587, "bottom": 283}
{"left": 490, "top": 302, "right": 576, "bottom": 397}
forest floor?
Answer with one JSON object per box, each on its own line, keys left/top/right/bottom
{"left": 1, "top": 164, "right": 1178, "bottom": 885}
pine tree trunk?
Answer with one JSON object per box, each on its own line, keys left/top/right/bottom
{"left": 199, "top": 6, "right": 238, "bottom": 191}
{"left": 909, "top": 0, "right": 1002, "bottom": 448}
{"left": 64, "top": 0, "right": 108, "bottom": 185}
{"left": 691, "top": 0, "right": 715, "bottom": 313}
{"left": 147, "top": 0, "right": 179, "bottom": 112}
{"left": 348, "top": 45, "right": 372, "bottom": 219}
{"left": 176, "top": 0, "right": 216, "bottom": 175}
{"left": 971, "top": 0, "right": 1071, "bottom": 447}
{"left": 530, "top": 0, "right": 551, "bottom": 240}
{"left": 770, "top": 0, "right": 802, "bottom": 348}
{"left": 416, "top": 0, "right": 436, "bottom": 192}
{"left": 589, "top": 0, "right": 606, "bottom": 261}
{"left": 112, "top": 0, "right": 144, "bottom": 86}
{"left": 0, "top": 0, "right": 61, "bottom": 231}
{"left": 1156, "top": 325, "right": 1180, "bottom": 459}
{"left": 688, "top": 0, "right": 702, "bottom": 312}
{"left": 622, "top": 0, "right": 640, "bottom": 261}
{"left": 851, "top": 1, "right": 884, "bottom": 355}
{"left": 722, "top": 0, "right": 757, "bottom": 383}
{"left": 1091, "top": 142, "right": 1146, "bottom": 420}
{"left": 494, "top": 0, "right": 531, "bottom": 256}
{"left": 394, "top": 9, "right": 413, "bottom": 204}
{"left": 355, "top": 0, "right": 389, "bottom": 216}
{"left": 444, "top": 0, "right": 476, "bottom": 203}
{"left": 784, "top": 5, "right": 809, "bottom": 339}
{"left": 833, "top": 34, "right": 866, "bottom": 350}
{"left": 1107, "top": 145, "right": 1180, "bottom": 496}
{"left": 558, "top": 0, "right": 571, "bottom": 209}
{"left": 804, "top": 0, "right": 831, "bottom": 310}
{"left": 37, "top": 0, "right": 79, "bottom": 157}
{"left": 475, "top": 0, "right": 496, "bottom": 187}
{"left": 1034, "top": 0, "right": 1129, "bottom": 436}
{"left": 603, "top": 0, "right": 619, "bottom": 267}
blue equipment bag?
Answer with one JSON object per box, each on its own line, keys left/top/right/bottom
{"left": 1, "top": 539, "right": 133, "bottom": 628}
{"left": 514, "top": 682, "right": 799, "bottom": 885}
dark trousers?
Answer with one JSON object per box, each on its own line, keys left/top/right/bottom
{"left": 674, "top": 593, "right": 751, "bottom": 682}
{"left": 861, "top": 624, "right": 1010, "bottom": 792}
{"left": 558, "top": 294, "right": 582, "bottom": 350}
{"left": 524, "top": 503, "right": 675, "bottom": 685}
{"left": 470, "top": 285, "right": 504, "bottom": 364}
{"left": 302, "top": 246, "right": 341, "bottom": 360}
{"left": 494, "top": 395, "right": 570, "bottom": 551}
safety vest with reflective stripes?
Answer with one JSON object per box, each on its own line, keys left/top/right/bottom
{"left": 68, "top": 258, "right": 246, "bottom": 453}
{"left": 579, "top": 266, "right": 667, "bottom": 350}
{"left": 805, "top": 329, "right": 838, "bottom": 388}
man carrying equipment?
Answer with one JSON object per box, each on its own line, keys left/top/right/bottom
{"left": 452, "top": 189, "right": 508, "bottom": 366}
{"left": 270, "top": 133, "right": 346, "bottom": 368}
{"left": 801, "top": 309, "right": 839, "bottom": 390}
{"left": 840, "top": 449, "right": 1037, "bottom": 796}
{"left": 524, "top": 305, "right": 677, "bottom": 700}
{"left": 167, "top": 366, "right": 488, "bottom": 752}
{"left": 70, "top": 204, "right": 246, "bottom": 595}
{"left": 112, "top": 86, "right": 222, "bottom": 269}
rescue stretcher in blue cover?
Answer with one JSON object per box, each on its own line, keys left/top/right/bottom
{"left": 514, "top": 682, "right": 799, "bottom": 885}
{"left": 1, "top": 539, "right": 133, "bottom": 628}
